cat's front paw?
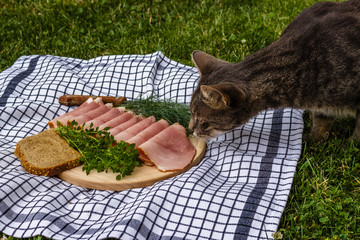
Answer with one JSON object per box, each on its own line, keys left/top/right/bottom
{"left": 348, "top": 131, "right": 360, "bottom": 143}
{"left": 310, "top": 112, "right": 335, "bottom": 143}
{"left": 310, "top": 128, "right": 330, "bottom": 142}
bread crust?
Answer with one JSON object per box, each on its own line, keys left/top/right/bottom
{"left": 14, "top": 129, "right": 81, "bottom": 177}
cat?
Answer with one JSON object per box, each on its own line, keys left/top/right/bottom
{"left": 189, "top": 0, "right": 360, "bottom": 142}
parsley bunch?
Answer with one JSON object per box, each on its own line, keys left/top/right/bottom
{"left": 55, "top": 120, "right": 141, "bottom": 180}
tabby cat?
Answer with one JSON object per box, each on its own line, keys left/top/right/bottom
{"left": 189, "top": 0, "right": 360, "bottom": 142}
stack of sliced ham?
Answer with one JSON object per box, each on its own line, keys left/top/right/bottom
{"left": 49, "top": 97, "right": 196, "bottom": 172}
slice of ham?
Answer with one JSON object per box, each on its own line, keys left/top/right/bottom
{"left": 49, "top": 97, "right": 100, "bottom": 128}
{"left": 138, "top": 123, "right": 196, "bottom": 172}
{"left": 114, "top": 116, "right": 156, "bottom": 142}
{"left": 127, "top": 119, "right": 169, "bottom": 167}
{"left": 98, "top": 112, "right": 134, "bottom": 130}
{"left": 70, "top": 104, "right": 112, "bottom": 126}
{"left": 108, "top": 116, "right": 141, "bottom": 137}
{"left": 127, "top": 119, "right": 169, "bottom": 147}
{"left": 82, "top": 108, "right": 124, "bottom": 129}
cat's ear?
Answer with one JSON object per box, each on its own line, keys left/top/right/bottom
{"left": 192, "top": 51, "right": 228, "bottom": 76}
{"left": 200, "top": 85, "right": 230, "bottom": 109}
{"left": 200, "top": 83, "right": 247, "bottom": 109}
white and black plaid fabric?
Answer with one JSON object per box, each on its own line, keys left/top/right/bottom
{"left": 0, "top": 52, "right": 304, "bottom": 240}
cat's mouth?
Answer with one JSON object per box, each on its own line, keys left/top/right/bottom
{"left": 192, "top": 131, "right": 206, "bottom": 139}
{"left": 192, "top": 129, "right": 223, "bottom": 139}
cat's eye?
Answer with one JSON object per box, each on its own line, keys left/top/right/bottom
{"left": 199, "top": 119, "right": 209, "bottom": 128}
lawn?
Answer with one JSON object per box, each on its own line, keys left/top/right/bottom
{"left": 1, "top": 0, "right": 359, "bottom": 239}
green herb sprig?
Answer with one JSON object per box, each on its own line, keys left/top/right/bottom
{"left": 121, "top": 95, "right": 191, "bottom": 133}
{"left": 54, "top": 120, "right": 141, "bottom": 180}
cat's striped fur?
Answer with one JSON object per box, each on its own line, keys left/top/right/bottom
{"left": 189, "top": 0, "right": 360, "bottom": 141}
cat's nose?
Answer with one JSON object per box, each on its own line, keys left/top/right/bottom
{"left": 188, "top": 118, "right": 195, "bottom": 132}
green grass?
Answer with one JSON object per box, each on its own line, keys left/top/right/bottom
{"left": 1, "top": 0, "right": 360, "bottom": 239}
{"left": 279, "top": 112, "right": 360, "bottom": 239}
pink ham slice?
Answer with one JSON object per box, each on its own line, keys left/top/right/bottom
{"left": 127, "top": 119, "right": 169, "bottom": 167}
{"left": 108, "top": 116, "right": 141, "bottom": 137}
{"left": 82, "top": 108, "right": 124, "bottom": 129}
{"left": 49, "top": 97, "right": 100, "bottom": 128}
{"left": 127, "top": 119, "right": 169, "bottom": 147}
{"left": 70, "top": 104, "right": 112, "bottom": 126}
{"left": 138, "top": 123, "right": 196, "bottom": 172}
{"left": 80, "top": 107, "right": 124, "bottom": 129}
{"left": 114, "top": 116, "right": 156, "bottom": 142}
{"left": 98, "top": 112, "right": 134, "bottom": 130}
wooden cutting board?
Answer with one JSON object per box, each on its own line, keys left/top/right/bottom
{"left": 58, "top": 135, "right": 206, "bottom": 191}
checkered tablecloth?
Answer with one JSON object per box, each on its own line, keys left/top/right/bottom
{"left": 0, "top": 52, "right": 304, "bottom": 239}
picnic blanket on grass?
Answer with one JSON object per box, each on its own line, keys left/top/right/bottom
{"left": 0, "top": 52, "right": 303, "bottom": 240}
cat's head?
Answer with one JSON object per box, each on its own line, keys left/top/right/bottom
{"left": 189, "top": 51, "right": 252, "bottom": 139}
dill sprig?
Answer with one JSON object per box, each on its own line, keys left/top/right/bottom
{"left": 54, "top": 120, "right": 141, "bottom": 180}
{"left": 121, "top": 95, "right": 191, "bottom": 133}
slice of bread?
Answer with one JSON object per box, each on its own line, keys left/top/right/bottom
{"left": 14, "top": 129, "right": 82, "bottom": 177}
